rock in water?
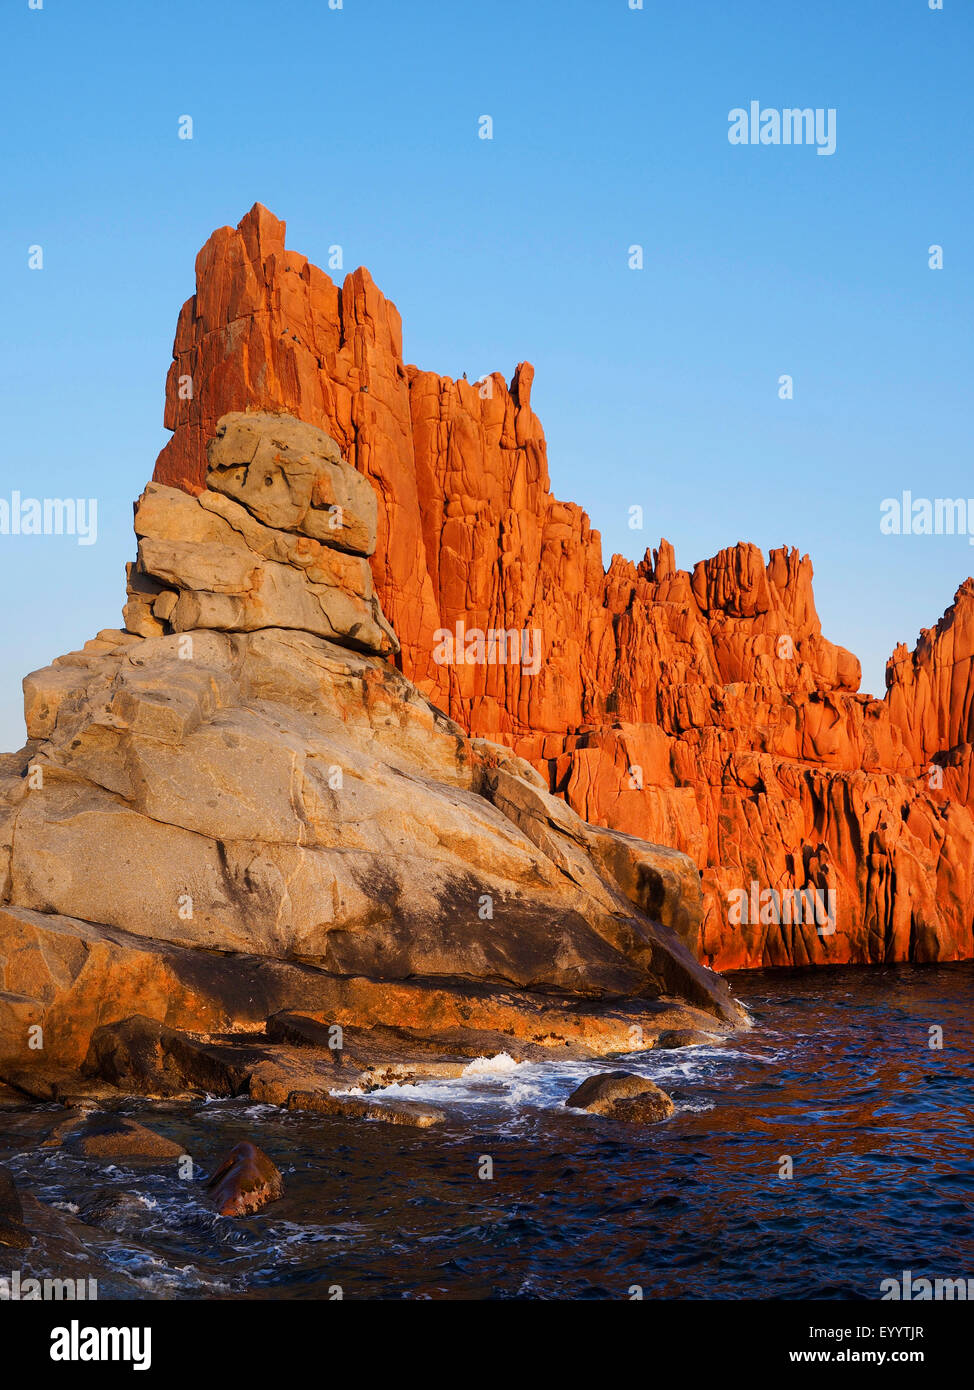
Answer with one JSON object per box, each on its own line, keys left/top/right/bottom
{"left": 286, "top": 1090, "right": 445, "bottom": 1128}
{"left": 149, "top": 203, "right": 974, "bottom": 972}
{"left": 656, "top": 1029, "right": 715, "bottom": 1049}
{"left": 65, "top": 1116, "right": 186, "bottom": 1162}
{"left": 207, "top": 1142, "right": 283, "bottom": 1217}
{"left": 565, "top": 1071, "right": 675, "bottom": 1123}
{"left": 610, "top": 1092, "right": 677, "bottom": 1124}
{"left": 79, "top": 1190, "right": 156, "bottom": 1234}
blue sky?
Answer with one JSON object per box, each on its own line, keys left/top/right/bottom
{"left": 1, "top": 0, "right": 971, "bottom": 750}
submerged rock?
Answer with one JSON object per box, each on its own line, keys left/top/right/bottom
{"left": 655, "top": 1029, "right": 716, "bottom": 1049}
{"left": 79, "top": 1189, "right": 157, "bottom": 1234}
{"left": 565, "top": 1071, "right": 675, "bottom": 1124}
{"left": 207, "top": 1142, "right": 283, "bottom": 1217}
{"left": 41, "top": 1107, "right": 97, "bottom": 1149}
{"left": 286, "top": 1090, "right": 446, "bottom": 1128}
{"left": 65, "top": 1116, "right": 187, "bottom": 1162}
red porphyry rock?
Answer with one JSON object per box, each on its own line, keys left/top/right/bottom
{"left": 153, "top": 205, "right": 974, "bottom": 971}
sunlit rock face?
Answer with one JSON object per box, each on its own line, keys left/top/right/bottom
{"left": 0, "top": 408, "right": 743, "bottom": 1080}
{"left": 151, "top": 204, "right": 974, "bottom": 971}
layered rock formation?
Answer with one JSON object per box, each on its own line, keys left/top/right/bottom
{"left": 0, "top": 411, "right": 742, "bottom": 1093}
{"left": 151, "top": 204, "right": 974, "bottom": 971}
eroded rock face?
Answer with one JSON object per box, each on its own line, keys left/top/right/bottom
{"left": 5, "top": 627, "right": 728, "bottom": 1003}
{"left": 127, "top": 412, "right": 397, "bottom": 655}
{"left": 207, "top": 412, "right": 377, "bottom": 554}
{"left": 0, "top": 412, "right": 742, "bottom": 1084}
{"left": 151, "top": 204, "right": 974, "bottom": 970}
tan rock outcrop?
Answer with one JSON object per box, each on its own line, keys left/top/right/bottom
{"left": 0, "top": 413, "right": 742, "bottom": 1087}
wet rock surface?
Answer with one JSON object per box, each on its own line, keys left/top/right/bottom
{"left": 0, "top": 965, "right": 967, "bottom": 1299}
{"left": 286, "top": 1090, "right": 446, "bottom": 1128}
{"left": 656, "top": 1029, "right": 717, "bottom": 1049}
{"left": 206, "top": 1142, "right": 283, "bottom": 1217}
{"left": 64, "top": 1116, "right": 188, "bottom": 1162}
{"left": 565, "top": 1070, "right": 675, "bottom": 1123}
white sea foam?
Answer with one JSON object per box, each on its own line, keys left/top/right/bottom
{"left": 461, "top": 1052, "right": 521, "bottom": 1076}
{"left": 366, "top": 1036, "right": 779, "bottom": 1117}
{"left": 128, "top": 1257, "right": 233, "bottom": 1294}
{"left": 207, "top": 1039, "right": 780, "bottom": 1122}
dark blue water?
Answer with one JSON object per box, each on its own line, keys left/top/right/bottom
{"left": 2, "top": 963, "right": 972, "bottom": 1299}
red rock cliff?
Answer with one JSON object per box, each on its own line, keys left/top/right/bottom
{"left": 153, "top": 205, "right": 974, "bottom": 969}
